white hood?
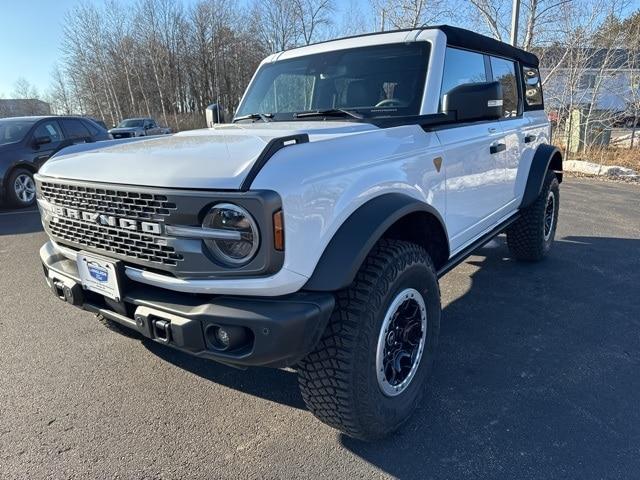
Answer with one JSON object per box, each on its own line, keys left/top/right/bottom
{"left": 39, "top": 122, "right": 377, "bottom": 190}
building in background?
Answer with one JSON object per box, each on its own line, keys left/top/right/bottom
{"left": 0, "top": 99, "right": 51, "bottom": 118}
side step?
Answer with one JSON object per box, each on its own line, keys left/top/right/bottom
{"left": 437, "top": 214, "right": 520, "bottom": 278}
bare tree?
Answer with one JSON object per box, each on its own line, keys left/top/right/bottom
{"left": 254, "top": 0, "right": 301, "bottom": 52}
{"left": 373, "top": 0, "right": 451, "bottom": 30}
{"left": 293, "top": 0, "right": 335, "bottom": 45}
{"left": 12, "top": 78, "right": 39, "bottom": 99}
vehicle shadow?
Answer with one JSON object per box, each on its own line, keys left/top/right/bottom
{"left": 142, "top": 235, "right": 640, "bottom": 478}
{"left": 0, "top": 209, "right": 43, "bottom": 236}
{"left": 340, "top": 235, "right": 640, "bottom": 479}
{"left": 143, "top": 340, "right": 306, "bottom": 410}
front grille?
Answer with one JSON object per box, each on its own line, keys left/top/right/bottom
{"left": 40, "top": 181, "right": 176, "bottom": 220}
{"left": 49, "top": 217, "right": 183, "bottom": 266}
{"left": 39, "top": 181, "right": 183, "bottom": 267}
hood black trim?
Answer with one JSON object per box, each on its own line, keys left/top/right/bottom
{"left": 240, "top": 134, "right": 309, "bottom": 192}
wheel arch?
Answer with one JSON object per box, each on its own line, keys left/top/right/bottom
{"left": 520, "top": 144, "right": 563, "bottom": 209}
{"left": 304, "top": 193, "right": 450, "bottom": 292}
{"left": 3, "top": 162, "right": 37, "bottom": 189}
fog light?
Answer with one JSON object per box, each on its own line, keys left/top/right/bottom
{"left": 215, "top": 327, "right": 230, "bottom": 348}
{"left": 206, "top": 324, "right": 250, "bottom": 351}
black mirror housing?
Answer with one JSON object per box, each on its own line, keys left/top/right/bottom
{"left": 443, "top": 81, "right": 503, "bottom": 123}
{"left": 34, "top": 135, "right": 52, "bottom": 146}
{"left": 206, "top": 103, "right": 226, "bottom": 126}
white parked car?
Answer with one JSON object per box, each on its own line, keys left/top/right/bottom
{"left": 36, "top": 25, "right": 561, "bottom": 440}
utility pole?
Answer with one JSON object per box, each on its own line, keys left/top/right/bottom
{"left": 380, "top": 8, "right": 386, "bottom": 32}
{"left": 510, "top": 0, "right": 521, "bottom": 46}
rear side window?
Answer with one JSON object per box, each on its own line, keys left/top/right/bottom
{"left": 522, "top": 66, "right": 543, "bottom": 108}
{"left": 83, "top": 119, "right": 100, "bottom": 136}
{"left": 33, "top": 120, "right": 64, "bottom": 142}
{"left": 63, "top": 119, "right": 91, "bottom": 139}
{"left": 440, "top": 48, "right": 487, "bottom": 110}
{"left": 490, "top": 57, "right": 520, "bottom": 118}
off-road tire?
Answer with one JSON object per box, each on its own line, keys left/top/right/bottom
{"left": 297, "top": 239, "right": 441, "bottom": 440}
{"left": 506, "top": 170, "right": 559, "bottom": 261}
{"left": 6, "top": 168, "right": 36, "bottom": 208}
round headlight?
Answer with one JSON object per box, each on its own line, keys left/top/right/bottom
{"left": 203, "top": 203, "right": 259, "bottom": 265}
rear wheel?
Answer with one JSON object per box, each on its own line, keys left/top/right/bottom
{"left": 506, "top": 170, "right": 559, "bottom": 261}
{"left": 297, "top": 239, "right": 441, "bottom": 440}
{"left": 7, "top": 168, "right": 36, "bottom": 208}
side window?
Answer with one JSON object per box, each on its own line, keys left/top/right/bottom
{"left": 522, "top": 66, "right": 543, "bottom": 108}
{"left": 490, "top": 57, "right": 520, "bottom": 117}
{"left": 33, "top": 121, "right": 64, "bottom": 142}
{"left": 83, "top": 120, "right": 100, "bottom": 136}
{"left": 63, "top": 119, "right": 91, "bottom": 140}
{"left": 440, "top": 47, "right": 487, "bottom": 110}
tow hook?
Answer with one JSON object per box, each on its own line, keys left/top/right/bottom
{"left": 152, "top": 318, "right": 172, "bottom": 344}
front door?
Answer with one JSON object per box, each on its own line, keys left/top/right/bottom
{"left": 30, "top": 119, "right": 66, "bottom": 168}
{"left": 437, "top": 122, "right": 508, "bottom": 251}
{"left": 436, "top": 47, "right": 510, "bottom": 252}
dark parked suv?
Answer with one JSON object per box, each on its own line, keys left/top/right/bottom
{"left": 0, "top": 116, "right": 110, "bottom": 208}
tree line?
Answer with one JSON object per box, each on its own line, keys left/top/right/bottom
{"left": 7, "top": 0, "right": 639, "bottom": 140}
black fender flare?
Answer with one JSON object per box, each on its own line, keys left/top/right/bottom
{"left": 520, "top": 144, "right": 563, "bottom": 209}
{"left": 304, "top": 193, "right": 449, "bottom": 292}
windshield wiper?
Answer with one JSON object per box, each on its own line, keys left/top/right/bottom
{"left": 233, "top": 113, "right": 274, "bottom": 123}
{"left": 293, "top": 109, "right": 363, "bottom": 120}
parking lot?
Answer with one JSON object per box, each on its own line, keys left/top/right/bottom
{"left": 1, "top": 177, "right": 639, "bottom": 479}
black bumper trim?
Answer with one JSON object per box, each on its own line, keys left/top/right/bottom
{"left": 42, "top": 246, "right": 334, "bottom": 368}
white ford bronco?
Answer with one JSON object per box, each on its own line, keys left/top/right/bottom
{"left": 37, "top": 25, "right": 562, "bottom": 440}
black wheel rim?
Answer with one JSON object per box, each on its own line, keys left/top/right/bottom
{"left": 376, "top": 288, "right": 427, "bottom": 397}
{"left": 543, "top": 190, "right": 556, "bottom": 241}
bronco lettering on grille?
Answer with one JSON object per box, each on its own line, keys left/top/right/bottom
{"left": 50, "top": 205, "right": 162, "bottom": 234}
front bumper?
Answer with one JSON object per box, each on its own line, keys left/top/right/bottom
{"left": 41, "top": 243, "right": 334, "bottom": 368}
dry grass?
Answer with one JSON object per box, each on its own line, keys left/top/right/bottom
{"left": 555, "top": 144, "right": 640, "bottom": 171}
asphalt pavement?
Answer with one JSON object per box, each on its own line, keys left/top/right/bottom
{"left": 1, "top": 178, "right": 639, "bottom": 479}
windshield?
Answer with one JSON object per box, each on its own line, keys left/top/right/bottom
{"left": 118, "top": 119, "right": 144, "bottom": 128}
{"left": 236, "top": 42, "right": 430, "bottom": 121}
{"left": 0, "top": 118, "right": 35, "bottom": 146}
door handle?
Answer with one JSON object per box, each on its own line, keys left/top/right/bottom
{"left": 524, "top": 134, "right": 536, "bottom": 143}
{"left": 488, "top": 127, "right": 498, "bottom": 134}
{"left": 490, "top": 143, "right": 506, "bottom": 154}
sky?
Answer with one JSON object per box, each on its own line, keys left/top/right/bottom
{"left": 0, "top": 0, "right": 79, "bottom": 97}
{"left": 0, "top": 0, "right": 366, "bottom": 98}
{"left": 1, "top": 0, "right": 636, "bottom": 99}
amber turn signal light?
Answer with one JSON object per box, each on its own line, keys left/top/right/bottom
{"left": 273, "top": 210, "right": 284, "bottom": 251}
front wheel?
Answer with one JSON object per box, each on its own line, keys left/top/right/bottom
{"left": 7, "top": 168, "right": 37, "bottom": 208}
{"left": 297, "top": 239, "right": 441, "bottom": 440}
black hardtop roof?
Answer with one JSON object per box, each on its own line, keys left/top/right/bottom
{"left": 286, "top": 24, "right": 539, "bottom": 68}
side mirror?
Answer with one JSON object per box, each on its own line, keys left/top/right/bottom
{"left": 144, "top": 124, "right": 152, "bottom": 129}
{"left": 443, "top": 81, "right": 503, "bottom": 123}
{"left": 33, "top": 135, "right": 52, "bottom": 146}
{"left": 206, "top": 103, "right": 226, "bottom": 126}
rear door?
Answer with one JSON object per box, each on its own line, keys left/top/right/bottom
{"left": 489, "top": 56, "right": 527, "bottom": 208}
{"left": 436, "top": 47, "right": 509, "bottom": 251}
{"left": 61, "top": 118, "right": 94, "bottom": 144}
{"left": 517, "top": 66, "right": 549, "bottom": 201}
